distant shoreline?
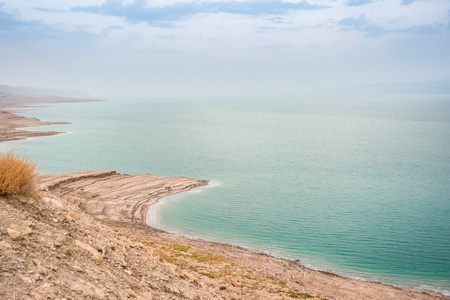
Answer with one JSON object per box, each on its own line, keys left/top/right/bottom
{"left": 0, "top": 93, "right": 102, "bottom": 142}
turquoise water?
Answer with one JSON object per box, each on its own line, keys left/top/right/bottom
{"left": 3, "top": 96, "right": 450, "bottom": 295}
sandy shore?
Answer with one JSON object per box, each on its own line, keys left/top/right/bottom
{"left": 2, "top": 95, "right": 449, "bottom": 299}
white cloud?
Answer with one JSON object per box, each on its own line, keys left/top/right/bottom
{"left": 0, "top": 0, "right": 449, "bottom": 97}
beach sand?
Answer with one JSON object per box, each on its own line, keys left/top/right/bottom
{"left": 1, "top": 94, "right": 448, "bottom": 299}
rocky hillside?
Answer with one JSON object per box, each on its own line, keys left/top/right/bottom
{"left": 0, "top": 185, "right": 216, "bottom": 299}
{"left": 0, "top": 171, "right": 448, "bottom": 300}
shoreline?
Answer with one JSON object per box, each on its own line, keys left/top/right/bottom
{"left": 2, "top": 98, "right": 449, "bottom": 299}
{"left": 146, "top": 189, "right": 450, "bottom": 297}
{"left": 38, "top": 170, "right": 449, "bottom": 299}
{"left": 0, "top": 93, "right": 101, "bottom": 142}
{"left": 0, "top": 109, "right": 69, "bottom": 142}
{"left": 38, "top": 170, "right": 208, "bottom": 224}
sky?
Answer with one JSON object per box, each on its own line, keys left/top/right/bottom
{"left": 0, "top": 0, "right": 449, "bottom": 98}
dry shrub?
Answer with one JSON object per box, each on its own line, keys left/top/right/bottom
{"left": 0, "top": 150, "right": 38, "bottom": 197}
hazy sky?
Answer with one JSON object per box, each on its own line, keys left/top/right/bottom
{"left": 1, "top": 0, "right": 449, "bottom": 98}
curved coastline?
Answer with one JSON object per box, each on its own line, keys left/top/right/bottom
{"left": 145, "top": 180, "right": 218, "bottom": 229}
{"left": 2, "top": 98, "right": 449, "bottom": 299}
{"left": 37, "top": 171, "right": 449, "bottom": 299}
{"left": 145, "top": 188, "right": 450, "bottom": 297}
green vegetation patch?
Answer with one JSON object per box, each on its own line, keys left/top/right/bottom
{"left": 200, "top": 272, "right": 216, "bottom": 279}
{"left": 288, "top": 291, "right": 314, "bottom": 298}
{"left": 154, "top": 249, "right": 177, "bottom": 263}
{"left": 171, "top": 243, "right": 191, "bottom": 252}
{"left": 190, "top": 251, "right": 226, "bottom": 263}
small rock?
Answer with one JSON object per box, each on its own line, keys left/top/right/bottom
{"left": 20, "top": 275, "right": 33, "bottom": 283}
{"left": 54, "top": 237, "right": 65, "bottom": 247}
{"left": 91, "top": 252, "right": 103, "bottom": 261}
{"left": 11, "top": 224, "right": 33, "bottom": 235}
{"left": 7, "top": 228, "right": 22, "bottom": 241}
{"left": 32, "top": 274, "right": 42, "bottom": 281}
{"left": 75, "top": 240, "right": 103, "bottom": 261}
{"left": 66, "top": 213, "right": 79, "bottom": 221}
{"left": 0, "top": 240, "right": 13, "bottom": 249}
{"left": 230, "top": 279, "right": 240, "bottom": 287}
{"left": 49, "top": 265, "right": 58, "bottom": 272}
{"left": 183, "top": 271, "right": 196, "bottom": 282}
{"left": 167, "top": 286, "right": 180, "bottom": 295}
{"left": 91, "top": 243, "right": 103, "bottom": 251}
{"left": 73, "top": 265, "right": 83, "bottom": 273}
{"left": 32, "top": 259, "right": 41, "bottom": 265}
{"left": 120, "top": 258, "right": 127, "bottom": 267}
{"left": 37, "top": 266, "right": 47, "bottom": 275}
{"left": 60, "top": 246, "right": 73, "bottom": 256}
{"left": 125, "top": 270, "right": 132, "bottom": 276}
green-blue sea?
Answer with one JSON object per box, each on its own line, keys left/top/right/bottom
{"left": 2, "top": 96, "right": 449, "bottom": 295}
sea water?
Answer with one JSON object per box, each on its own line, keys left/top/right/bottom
{"left": 2, "top": 96, "right": 449, "bottom": 295}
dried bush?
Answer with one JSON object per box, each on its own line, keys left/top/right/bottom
{"left": 0, "top": 150, "right": 38, "bottom": 197}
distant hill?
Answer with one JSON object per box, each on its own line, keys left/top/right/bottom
{"left": 0, "top": 84, "right": 92, "bottom": 98}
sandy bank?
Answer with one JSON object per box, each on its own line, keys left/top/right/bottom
{"left": 38, "top": 170, "right": 208, "bottom": 224}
